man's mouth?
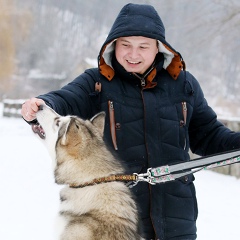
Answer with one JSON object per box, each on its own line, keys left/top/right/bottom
{"left": 31, "top": 121, "right": 46, "bottom": 139}
{"left": 127, "top": 60, "right": 141, "bottom": 65}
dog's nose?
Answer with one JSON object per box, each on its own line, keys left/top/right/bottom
{"left": 38, "top": 105, "right": 44, "bottom": 110}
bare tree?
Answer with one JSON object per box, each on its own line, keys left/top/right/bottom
{"left": 0, "top": 0, "right": 32, "bottom": 98}
{"left": 0, "top": 0, "right": 15, "bottom": 94}
{"left": 2, "top": 0, "right": 239, "bottom": 105}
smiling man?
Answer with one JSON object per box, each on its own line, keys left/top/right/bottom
{"left": 21, "top": 3, "right": 240, "bottom": 240}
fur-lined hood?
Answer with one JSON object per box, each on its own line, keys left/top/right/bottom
{"left": 98, "top": 3, "right": 185, "bottom": 82}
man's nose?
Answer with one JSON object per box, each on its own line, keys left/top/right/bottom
{"left": 128, "top": 47, "right": 139, "bottom": 58}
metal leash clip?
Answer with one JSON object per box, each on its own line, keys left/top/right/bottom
{"left": 130, "top": 168, "right": 156, "bottom": 188}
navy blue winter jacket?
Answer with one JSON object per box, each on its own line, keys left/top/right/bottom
{"left": 38, "top": 3, "right": 240, "bottom": 240}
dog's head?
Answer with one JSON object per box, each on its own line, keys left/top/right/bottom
{"left": 33, "top": 105, "right": 106, "bottom": 167}
{"left": 33, "top": 105, "right": 125, "bottom": 185}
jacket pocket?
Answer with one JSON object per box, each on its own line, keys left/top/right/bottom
{"left": 179, "top": 101, "right": 189, "bottom": 151}
{"left": 108, "top": 100, "right": 118, "bottom": 150}
{"left": 165, "top": 174, "right": 198, "bottom": 222}
{"left": 190, "top": 182, "right": 198, "bottom": 220}
{"left": 179, "top": 174, "right": 198, "bottom": 220}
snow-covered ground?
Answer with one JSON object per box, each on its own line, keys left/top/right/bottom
{"left": 0, "top": 107, "right": 240, "bottom": 240}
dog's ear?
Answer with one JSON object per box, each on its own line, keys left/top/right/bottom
{"left": 60, "top": 120, "right": 71, "bottom": 145}
{"left": 90, "top": 112, "right": 105, "bottom": 137}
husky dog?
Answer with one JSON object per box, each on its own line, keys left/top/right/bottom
{"left": 32, "top": 105, "right": 142, "bottom": 240}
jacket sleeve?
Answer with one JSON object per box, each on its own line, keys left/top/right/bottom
{"left": 37, "top": 69, "right": 98, "bottom": 119}
{"left": 188, "top": 73, "right": 240, "bottom": 156}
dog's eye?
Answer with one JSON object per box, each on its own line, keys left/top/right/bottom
{"left": 55, "top": 118, "right": 60, "bottom": 127}
{"left": 75, "top": 123, "right": 79, "bottom": 129}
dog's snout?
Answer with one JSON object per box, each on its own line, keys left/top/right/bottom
{"left": 38, "top": 105, "right": 44, "bottom": 110}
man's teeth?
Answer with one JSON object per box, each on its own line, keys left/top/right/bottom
{"left": 127, "top": 60, "right": 139, "bottom": 64}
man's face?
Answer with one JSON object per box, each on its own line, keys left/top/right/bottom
{"left": 115, "top": 36, "right": 158, "bottom": 74}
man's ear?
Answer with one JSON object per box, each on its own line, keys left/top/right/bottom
{"left": 90, "top": 112, "right": 106, "bottom": 137}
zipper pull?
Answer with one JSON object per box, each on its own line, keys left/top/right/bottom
{"left": 109, "top": 101, "right": 113, "bottom": 109}
{"left": 182, "top": 102, "right": 187, "bottom": 125}
{"left": 140, "top": 78, "right": 146, "bottom": 87}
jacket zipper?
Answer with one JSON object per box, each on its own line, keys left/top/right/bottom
{"left": 140, "top": 90, "right": 158, "bottom": 238}
{"left": 108, "top": 100, "right": 118, "bottom": 150}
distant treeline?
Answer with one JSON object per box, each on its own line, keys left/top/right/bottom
{"left": 1, "top": 0, "right": 239, "bottom": 102}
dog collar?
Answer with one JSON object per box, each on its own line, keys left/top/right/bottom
{"left": 69, "top": 174, "right": 137, "bottom": 188}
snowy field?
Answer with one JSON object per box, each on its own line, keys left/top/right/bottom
{"left": 0, "top": 108, "right": 240, "bottom": 239}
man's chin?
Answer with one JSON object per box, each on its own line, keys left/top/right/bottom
{"left": 125, "top": 66, "right": 144, "bottom": 74}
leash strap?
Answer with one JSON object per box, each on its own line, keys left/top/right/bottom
{"left": 70, "top": 174, "right": 136, "bottom": 188}
{"left": 70, "top": 150, "right": 240, "bottom": 188}
{"left": 132, "top": 150, "right": 240, "bottom": 186}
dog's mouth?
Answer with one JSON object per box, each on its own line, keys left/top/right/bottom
{"left": 31, "top": 121, "right": 46, "bottom": 139}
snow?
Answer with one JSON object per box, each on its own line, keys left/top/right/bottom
{"left": 0, "top": 107, "right": 240, "bottom": 239}
{"left": 27, "top": 69, "right": 66, "bottom": 80}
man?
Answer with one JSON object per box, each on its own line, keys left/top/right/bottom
{"left": 22, "top": 3, "right": 240, "bottom": 239}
